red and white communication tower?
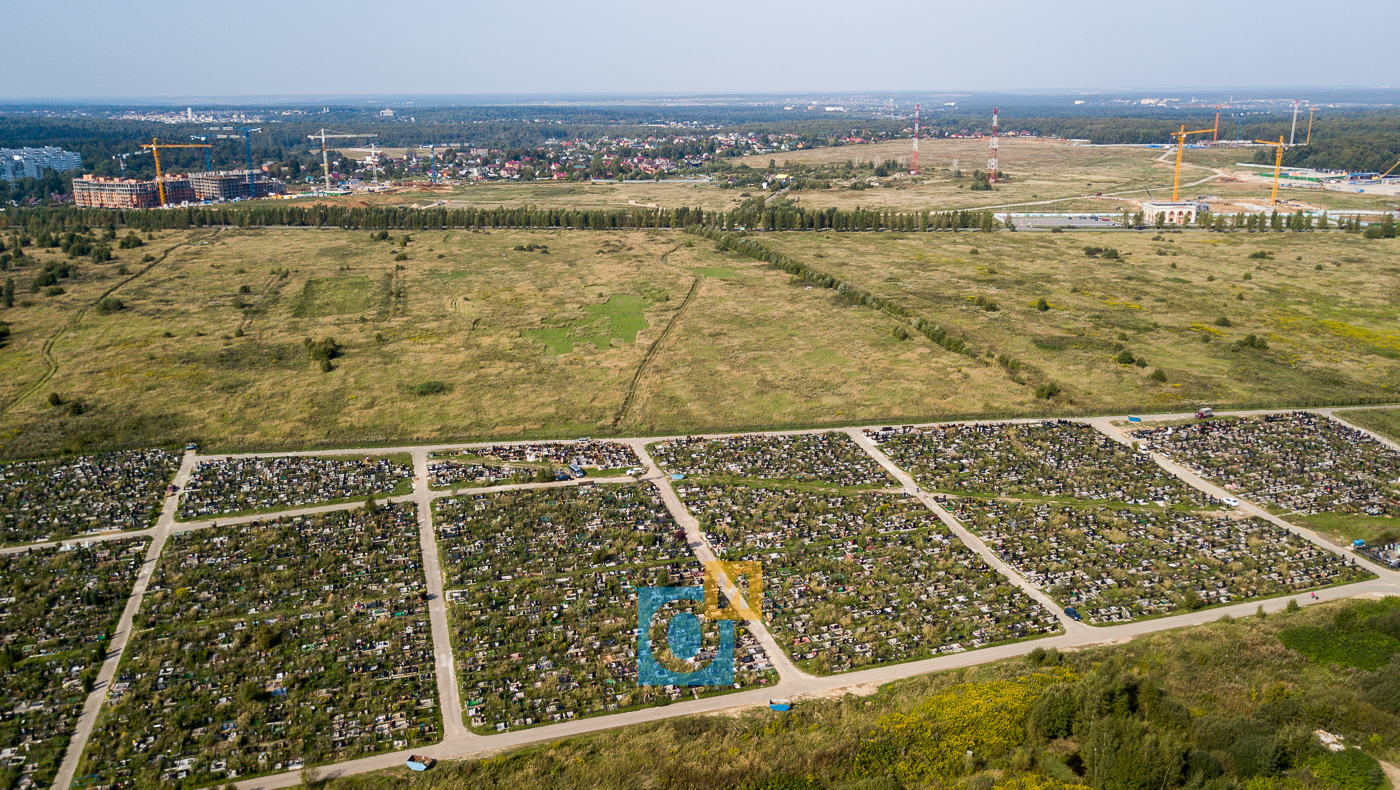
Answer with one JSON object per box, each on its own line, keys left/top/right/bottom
{"left": 987, "top": 106, "right": 1000, "bottom": 183}
{"left": 911, "top": 103, "right": 920, "bottom": 175}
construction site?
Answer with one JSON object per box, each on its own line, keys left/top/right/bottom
{"left": 73, "top": 170, "right": 284, "bottom": 209}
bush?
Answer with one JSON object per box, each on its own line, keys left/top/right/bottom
{"left": 973, "top": 294, "right": 1000, "bottom": 312}
{"left": 1248, "top": 250, "right": 1273, "bottom": 259}
{"left": 1035, "top": 382, "right": 1060, "bottom": 399}
{"left": 1150, "top": 368, "right": 1167, "bottom": 382}
{"left": 305, "top": 337, "right": 341, "bottom": 361}
{"left": 68, "top": 400, "right": 85, "bottom": 416}
{"left": 320, "top": 359, "right": 333, "bottom": 373}
{"left": 1279, "top": 626, "right": 1400, "bottom": 670}
{"left": 412, "top": 381, "right": 449, "bottom": 397}
{"left": 1214, "top": 316, "right": 1231, "bottom": 327}
{"left": 1309, "top": 748, "right": 1385, "bottom": 790}
{"left": 1036, "top": 298, "right": 1049, "bottom": 312}
{"left": 394, "top": 252, "right": 408, "bottom": 262}
{"left": 95, "top": 297, "right": 124, "bottom": 315}
{"left": 47, "top": 392, "right": 62, "bottom": 407}
{"left": 1115, "top": 350, "right": 1136, "bottom": 365}
{"left": 1234, "top": 334, "right": 1268, "bottom": 351}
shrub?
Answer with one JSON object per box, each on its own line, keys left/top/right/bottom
{"left": 1150, "top": 368, "right": 1167, "bottom": 382}
{"left": 1115, "top": 350, "right": 1136, "bottom": 365}
{"left": 1309, "top": 748, "right": 1385, "bottom": 790}
{"left": 68, "top": 400, "right": 85, "bottom": 416}
{"left": 95, "top": 297, "right": 124, "bottom": 315}
{"left": 238, "top": 284, "right": 252, "bottom": 294}
{"left": 394, "top": 252, "right": 408, "bottom": 261}
{"left": 892, "top": 326, "right": 910, "bottom": 341}
{"left": 320, "top": 359, "right": 333, "bottom": 373}
{"left": 1279, "top": 627, "right": 1400, "bottom": 670}
{"left": 412, "top": 381, "right": 449, "bottom": 397}
{"left": 973, "top": 294, "right": 1000, "bottom": 312}
{"left": 1248, "top": 250, "right": 1273, "bottom": 260}
{"left": 47, "top": 392, "right": 62, "bottom": 406}
{"left": 1035, "top": 382, "right": 1060, "bottom": 399}
{"left": 1234, "top": 334, "right": 1268, "bottom": 351}
{"left": 1214, "top": 316, "right": 1231, "bottom": 327}
{"left": 141, "top": 254, "right": 155, "bottom": 263}
{"left": 305, "top": 337, "right": 341, "bottom": 361}
{"left": 1036, "top": 298, "right": 1049, "bottom": 312}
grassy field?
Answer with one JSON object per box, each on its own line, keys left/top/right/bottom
{"left": 1341, "top": 407, "right": 1400, "bottom": 443}
{"left": 0, "top": 226, "right": 1395, "bottom": 458}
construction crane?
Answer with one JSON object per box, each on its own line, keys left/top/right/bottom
{"left": 140, "top": 138, "right": 212, "bottom": 206}
{"left": 350, "top": 143, "right": 384, "bottom": 183}
{"left": 307, "top": 129, "right": 378, "bottom": 192}
{"left": 209, "top": 127, "right": 263, "bottom": 190}
{"left": 1172, "top": 124, "right": 1218, "bottom": 201}
{"left": 188, "top": 136, "right": 214, "bottom": 172}
{"left": 1372, "top": 155, "right": 1400, "bottom": 182}
{"left": 1305, "top": 107, "right": 1316, "bottom": 146}
{"left": 1254, "top": 136, "right": 1287, "bottom": 206}
{"left": 1213, "top": 104, "right": 1225, "bottom": 142}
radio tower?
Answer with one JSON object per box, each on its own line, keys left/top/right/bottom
{"left": 988, "top": 106, "right": 1000, "bottom": 183}
{"left": 911, "top": 103, "right": 920, "bottom": 175}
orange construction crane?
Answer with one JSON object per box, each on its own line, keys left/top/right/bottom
{"left": 140, "top": 137, "right": 212, "bottom": 206}
{"left": 1173, "top": 124, "right": 1218, "bottom": 201}
{"left": 1254, "top": 136, "right": 1287, "bottom": 206}
{"left": 1213, "top": 105, "right": 1224, "bottom": 142}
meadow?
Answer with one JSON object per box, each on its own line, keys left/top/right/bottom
{"left": 0, "top": 222, "right": 1394, "bottom": 457}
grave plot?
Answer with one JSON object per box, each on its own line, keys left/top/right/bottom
{"left": 677, "top": 484, "right": 1061, "bottom": 675}
{"left": 949, "top": 498, "right": 1373, "bottom": 624}
{"left": 868, "top": 421, "right": 1207, "bottom": 506}
{"left": 0, "top": 449, "right": 179, "bottom": 545}
{"left": 435, "top": 485, "right": 686, "bottom": 588}
{"left": 649, "top": 432, "right": 892, "bottom": 487}
{"left": 1131, "top": 412, "right": 1400, "bottom": 517}
{"left": 0, "top": 538, "right": 148, "bottom": 789}
{"left": 81, "top": 504, "right": 438, "bottom": 787}
{"left": 428, "top": 441, "right": 640, "bottom": 490}
{"left": 176, "top": 454, "right": 413, "bottom": 519}
{"left": 436, "top": 485, "right": 774, "bottom": 733}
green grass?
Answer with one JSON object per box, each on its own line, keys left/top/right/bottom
{"left": 1338, "top": 407, "right": 1400, "bottom": 443}
{"left": 1292, "top": 511, "right": 1400, "bottom": 545}
{"left": 290, "top": 276, "right": 377, "bottom": 318}
{"left": 1279, "top": 626, "right": 1400, "bottom": 670}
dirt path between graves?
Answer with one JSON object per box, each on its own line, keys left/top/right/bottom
{"left": 0, "top": 230, "right": 218, "bottom": 418}
{"left": 27, "top": 406, "right": 1400, "bottom": 790}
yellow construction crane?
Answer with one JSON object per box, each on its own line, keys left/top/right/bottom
{"left": 307, "top": 129, "right": 378, "bottom": 192}
{"left": 1373, "top": 156, "right": 1400, "bottom": 182}
{"left": 1305, "top": 106, "right": 1316, "bottom": 146}
{"left": 1253, "top": 136, "right": 1287, "bottom": 206}
{"left": 140, "top": 138, "right": 212, "bottom": 206}
{"left": 1172, "top": 124, "right": 1218, "bottom": 201}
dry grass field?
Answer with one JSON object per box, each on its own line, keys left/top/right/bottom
{"left": 0, "top": 223, "right": 1395, "bottom": 458}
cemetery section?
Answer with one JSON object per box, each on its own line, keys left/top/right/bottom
{"left": 435, "top": 485, "right": 687, "bottom": 587}
{"left": 0, "top": 538, "right": 148, "bottom": 789}
{"left": 868, "top": 422, "right": 1209, "bottom": 506}
{"left": 80, "top": 504, "right": 438, "bottom": 787}
{"left": 428, "top": 441, "right": 640, "bottom": 490}
{"left": 948, "top": 498, "right": 1374, "bottom": 624}
{"left": 676, "top": 484, "right": 1061, "bottom": 674}
{"left": 176, "top": 454, "right": 413, "bottom": 520}
{"left": 0, "top": 450, "right": 179, "bottom": 545}
{"left": 1130, "top": 412, "right": 1400, "bottom": 517}
{"left": 435, "top": 485, "right": 774, "bottom": 733}
{"left": 649, "top": 432, "right": 893, "bottom": 487}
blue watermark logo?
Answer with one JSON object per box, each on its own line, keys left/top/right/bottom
{"left": 636, "top": 586, "right": 734, "bottom": 686}
{"left": 636, "top": 561, "right": 762, "bottom": 686}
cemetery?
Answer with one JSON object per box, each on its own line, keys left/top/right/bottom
{"left": 80, "top": 504, "right": 438, "bottom": 787}
{"left": 649, "top": 432, "right": 892, "bottom": 487}
{"left": 0, "top": 538, "right": 148, "bottom": 790}
{"left": 0, "top": 450, "right": 179, "bottom": 545}
{"left": 176, "top": 455, "right": 414, "bottom": 519}
{"left": 948, "top": 498, "right": 1373, "bottom": 624}
{"left": 1130, "top": 412, "right": 1400, "bottom": 517}
{"left": 676, "top": 484, "right": 1061, "bottom": 674}
{"left": 435, "top": 484, "right": 774, "bottom": 733}
{"left": 428, "top": 441, "right": 640, "bottom": 490}
{"left": 868, "top": 421, "right": 1208, "bottom": 506}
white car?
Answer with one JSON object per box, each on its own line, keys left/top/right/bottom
{"left": 1222, "top": 496, "right": 1240, "bottom": 507}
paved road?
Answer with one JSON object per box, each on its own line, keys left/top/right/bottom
{"left": 411, "top": 450, "right": 470, "bottom": 743}
{"left": 30, "top": 404, "right": 1400, "bottom": 790}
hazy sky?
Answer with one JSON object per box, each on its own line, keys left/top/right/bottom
{"left": 6, "top": 0, "right": 1397, "bottom": 99}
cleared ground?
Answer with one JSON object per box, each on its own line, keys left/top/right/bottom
{"left": 0, "top": 226, "right": 1395, "bottom": 457}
